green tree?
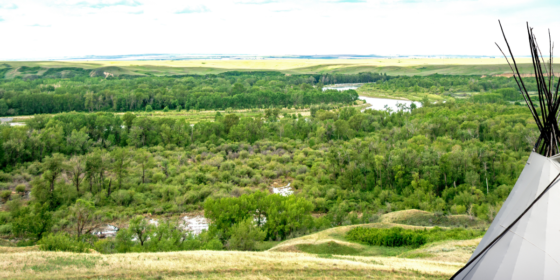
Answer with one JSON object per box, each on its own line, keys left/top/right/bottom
{"left": 127, "top": 215, "right": 152, "bottom": 247}
{"left": 42, "top": 153, "right": 65, "bottom": 193}
{"left": 226, "top": 219, "right": 265, "bottom": 251}
{"left": 111, "top": 147, "right": 131, "bottom": 191}
{"left": 11, "top": 203, "right": 53, "bottom": 241}
{"left": 122, "top": 112, "right": 136, "bottom": 132}
{"left": 134, "top": 148, "right": 154, "bottom": 184}
{"left": 64, "top": 156, "right": 85, "bottom": 193}
{"left": 69, "top": 199, "right": 94, "bottom": 239}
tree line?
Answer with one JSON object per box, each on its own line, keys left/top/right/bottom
{"left": 0, "top": 99, "right": 539, "bottom": 251}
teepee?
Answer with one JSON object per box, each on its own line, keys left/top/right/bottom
{"left": 452, "top": 22, "right": 560, "bottom": 279}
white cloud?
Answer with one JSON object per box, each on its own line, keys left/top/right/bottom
{"left": 175, "top": 5, "right": 210, "bottom": 14}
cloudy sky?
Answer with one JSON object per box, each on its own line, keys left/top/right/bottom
{"left": 0, "top": 0, "right": 559, "bottom": 60}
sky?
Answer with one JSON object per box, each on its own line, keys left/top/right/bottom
{"left": 0, "top": 0, "right": 559, "bottom": 60}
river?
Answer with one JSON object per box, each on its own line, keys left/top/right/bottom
{"left": 323, "top": 84, "right": 421, "bottom": 112}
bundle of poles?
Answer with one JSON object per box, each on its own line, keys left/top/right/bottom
{"left": 496, "top": 20, "right": 560, "bottom": 157}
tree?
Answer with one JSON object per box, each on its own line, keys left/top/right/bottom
{"left": 226, "top": 219, "right": 265, "bottom": 251}
{"left": 66, "top": 128, "right": 90, "bottom": 155}
{"left": 69, "top": 199, "right": 94, "bottom": 239}
{"left": 134, "top": 148, "right": 154, "bottom": 184}
{"left": 11, "top": 203, "right": 53, "bottom": 241}
{"left": 128, "top": 215, "right": 152, "bottom": 246}
{"left": 85, "top": 152, "right": 101, "bottom": 193}
{"left": 42, "top": 153, "right": 65, "bottom": 193}
{"left": 0, "top": 99, "right": 8, "bottom": 116}
{"left": 222, "top": 114, "right": 239, "bottom": 134}
{"left": 122, "top": 112, "right": 136, "bottom": 132}
{"left": 111, "top": 147, "right": 131, "bottom": 190}
{"left": 65, "top": 156, "right": 85, "bottom": 193}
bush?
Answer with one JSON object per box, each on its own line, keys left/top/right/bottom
{"left": 226, "top": 219, "right": 266, "bottom": 251}
{"left": 346, "top": 227, "right": 426, "bottom": 248}
{"left": 0, "top": 190, "right": 11, "bottom": 203}
{"left": 203, "top": 238, "right": 223, "bottom": 250}
{"left": 145, "top": 105, "right": 153, "bottom": 112}
{"left": 15, "top": 185, "right": 26, "bottom": 196}
{"left": 163, "top": 106, "right": 169, "bottom": 112}
{"left": 346, "top": 226, "right": 484, "bottom": 248}
{"left": 38, "top": 232, "right": 91, "bottom": 253}
{"left": 94, "top": 239, "right": 117, "bottom": 254}
{"left": 0, "top": 223, "right": 12, "bottom": 235}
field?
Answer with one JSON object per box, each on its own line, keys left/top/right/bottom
{"left": 0, "top": 210, "right": 484, "bottom": 279}
{"left": 0, "top": 58, "right": 551, "bottom": 77}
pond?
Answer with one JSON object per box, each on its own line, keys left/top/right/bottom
{"left": 323, "top": 84, "right": 421, "bottom": 112}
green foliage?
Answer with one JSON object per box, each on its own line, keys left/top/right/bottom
{"left": 205, "top": 191, "right": 314, "bottom": 241}
{"left": 0, "top": 190, "right": 11, "bottom": 202}
{"left": 346, "top": 227, "right": 427, "bottom": 248}
{"left": 346, "top": 226, "right": 484, "bottom": 248}
{"left": 38, "top": 232, "right": 91, "bottom": 253}
{"left": 0, "top": 71, "right": 362, "bottom": 116}
{"left": 226, "top": 219, "right": 266, "bottom": 251}
{"left": 11, "top": 203, "right": 53, "bottom": 241}
{"left": 296, "top": 241, "right": 361, "bottom": 255}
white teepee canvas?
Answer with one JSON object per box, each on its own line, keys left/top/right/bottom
{"left": 453, "top": 152, "right": 560, "bottom": 279}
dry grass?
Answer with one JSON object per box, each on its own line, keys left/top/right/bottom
{"left": 400, "top": 238, "right": 481, "bottom": 263}
{"left": 0, "top": 249, "right": 452, "bottom": 279}
{"left": 0, "top": 58, "right": 548, "bottom": 76}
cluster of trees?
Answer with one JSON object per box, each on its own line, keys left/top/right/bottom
{"left": 0, "top": 70, "right": 378, "bottom": 115}
{"left": 365, "top": 74, "right": 544, "bottom": 98}
{"left": 0, "top": 98, "right": 538, "bottom": 249}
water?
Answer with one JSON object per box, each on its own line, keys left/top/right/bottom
{"left": 359, "top": 96, "right": 421, "bottom": 112}
{"left": 323, "top": 84, "right": 421, "bottom": 112}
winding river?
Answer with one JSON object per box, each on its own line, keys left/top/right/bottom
{"left": 323, "top": 84, "right": 421, "bottom": 112}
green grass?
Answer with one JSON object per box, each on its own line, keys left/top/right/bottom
{"left": 254, "top": 241, "right": 282, "bottom": 251}
{"left": 295, "top": 241, "right": 415, "bottom": 257}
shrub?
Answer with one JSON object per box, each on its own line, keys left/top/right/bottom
{"left": 0, "top": 223, "right": 12, "bottom": 235}
{"left": 145, "top": 105, "right": 153, "bottom": 112}
{"left": 203, "top": 238, "right": 223, "bottom": 250}
{"left": 0, "top": 190, "right": 11, "bottom": 203}
{"left": 38, "top": 232, "right": 91, "bottom": 253}
{"left": 226, "top": 219, "right": 266, "bottom": 251}
{"left": 163, "top": 106, "right": 169, "bottom": 112}
{"left": 346, "top": 227, "right": 426, "bottom": 248}
{"left": 346, "top": 226, "right": 484, "bottom": 248}
{"left": 15, "top": 185, "right": 26, "bottom": 196}
{"left": 94, "top": 239, "right": 117, "bottom": 254}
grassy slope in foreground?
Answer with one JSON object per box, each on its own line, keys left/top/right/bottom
{"left": 0, "top": 210, "right": 483, "bottom": 279}
{"left": 0, "top": 248, "right": 452, "bottom": 280}
{"left": 0, "top": 58, "right": 549, "bottom": 76}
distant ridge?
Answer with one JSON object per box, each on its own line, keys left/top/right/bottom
{"left": 3, "top": 54, "right": 505, "bottom": 61}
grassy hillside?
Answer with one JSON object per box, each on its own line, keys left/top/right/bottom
{"left": 0, "top": 210, "right": 482, "bottom": 279}
{"left": 0, "top": 58, "right": 551, "bottom": 77}
{"left": 0, "top": 248, "right": 454, "bottom": 279}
